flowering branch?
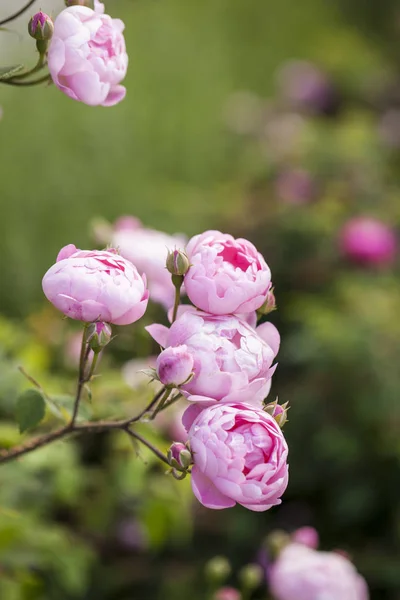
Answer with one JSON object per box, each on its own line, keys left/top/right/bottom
{"left": 0, "top": 0, "right": 37, "bottom": 27}
{"left": 0, "top": 386, "right": 170, "bottom": 466}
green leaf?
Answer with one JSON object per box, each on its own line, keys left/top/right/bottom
{"left": 15, "top": 390, "right": 46, "bottom": 433}
{"left": 0, "top": 65, "right": 24, "bottom": 81}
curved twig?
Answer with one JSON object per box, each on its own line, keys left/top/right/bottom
{"left": 0, "top": 0, "right": 38, "bottom": 27}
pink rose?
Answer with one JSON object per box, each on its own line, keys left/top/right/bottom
{"left": 42, "top": 246, "right": 149, "bottom": 324}
{"left": 269, "top": 543, "right": 369, "bottom": 600}
{"left": 112, "top": 218, "right": 186, "bottom": 309}
{"left": 184, "top": 231, "right": 271, "bottom": 315}
{"left": 183, "top": 402, "right": 289, "bottom": 511}
{"left": 48, "top": 4, "right": 128, "bottom": 107}
{"left": 339, "top": 217, "right": 397, "bottom": 266}
{"left": 146, "top": 311, "right": 279, "bottom": 405}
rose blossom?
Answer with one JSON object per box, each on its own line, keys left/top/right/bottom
{"left": 339, "top": 217, "right": 397, "bottom": 266}
{"left": 183, "top": 402, "right": 289, "bottom": 511}
{"left": 42, "top": 245, "right": 149, "bottom": 324}
{"left": 112, "top": 217, "right": 186, "bottom": 309}
{"left": 184, "top": 231, "right": 271, "bottom": 315}
{"left": 269, "top": 543, "right": 369, "bottom": 600}
{"left": 146, "top": 311, "right": 279, "bottom": 405}
{"left": 48, "top": 2, "right": 128, "bottom": 107}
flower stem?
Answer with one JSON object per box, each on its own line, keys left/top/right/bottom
{"left": 1, "top": 73, "right": 51, "bottom": 87}
{"left": 0, "top": 0, "right": 38, "bottom": 27}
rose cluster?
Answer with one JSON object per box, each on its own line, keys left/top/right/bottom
{"left": 42, "top": 227, "right": 289, "bottom": 512}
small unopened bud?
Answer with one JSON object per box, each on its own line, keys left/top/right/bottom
{"left": 265, "top": 530, "right": 291, "bottom": 558}
{"left": 238, "top": 564, "right": 263, "bottom": 591}
{"left": 28, "top": 12, "right": 54, "bottom": 41}
{"left": 156, "top": 345, "right": 194, "bottom": 387}
{"left": 65, "top": 0, "right": 95, "bottom": 7}
{"left": 167, "top": 441, "right": 193, "bottom": 471}
{"left": 292, "top": 526, "right": 319, "bottom": 549}
{"left": 87, "top": 322, "right": 112, "bottom": 353}
{"left": 166, "top": 248, "right": 191, "bottom": 277}
{"left": 213, "top": 587, "right": 241, "bottom": 600}
{"left": 264, "top": 399, "right": 289, "bottom": 428}
{"left": 205, "top": 556, "right": 231, "bottom": 585}
{"left": 257, "top": 286, "right": 277, "bottom": 316}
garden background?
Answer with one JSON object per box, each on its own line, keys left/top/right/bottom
{"left": 0, "top": 0, "right": 400, "bottom": 598}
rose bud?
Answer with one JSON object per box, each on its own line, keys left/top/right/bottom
{"left": 239, "top": 564, "right": 264, "bottom": 591}
{"left": 166, "top": 248, "right": 191, "bottom": 277}
{"left": 167, "top": 442, "right": 193, "bottom": 471}
{"left": 87, "top": 322, "right": 112, "bottom": 353}
{"left": 213, "top": 587, "right": 241, "bottom": 600}
{"left": 28, "top": 12, "right": 54, "bottom": 41}
{"left": 257, "top": 286, "right": 277, "bottom": 316}
{"left": 205, "top": 556, "right": 231, "bottom": 584}
{"left": 291, "top": 526, "right": 319, "bottom": 549}
{"left": 156, "top": 345, "right": 194, "bottom": 388}
{"left": 264, "top": 399, "right": 289, "bottom": 428}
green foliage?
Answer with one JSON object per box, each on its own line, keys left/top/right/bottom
{"left": 15, "top": 389, "right": 45, "bottom": 433}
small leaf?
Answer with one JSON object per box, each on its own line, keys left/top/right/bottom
{"left": 0, "top": 65, "right": 24, "bottom": 80}
{"left": 15, "top": 389, "right": 46, "bottom": 433}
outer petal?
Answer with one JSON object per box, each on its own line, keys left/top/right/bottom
{"left": 256, "top": 322, "right": 280, "bottom": 356}
{"left": 191, "top": 466, "right": 236, "bottom": 510}
{"left": 145, "top": 323, "right": 169, "bottom": 347}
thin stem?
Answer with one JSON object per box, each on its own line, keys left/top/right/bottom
{"left": 11, "top": 56, "right": 47, "bottom": 80}
{"left": 70, "top": 325, "right": 90, "bottom": 427}
{"left": 86, "top": 352, "right": 100, "bottom": 382}
{"left": 124, "top": 386, "right": 166, "bottom": 424}
{"left": 150, "top": 388, "right": 171, "bottom": 419}
{"left": 125, "top": 428, "right": 170, "bottom": 466}
{"left": 156, "top": 392, "right": 182, "bottom": 414}
{"left": 1, "top": 73, "right": 51, "bottom": 86}
{"left": 171, "top": 284, "right": 181, "bottom": 323}
{"left": 0, "top": 0, "right": 38, "bottom": 27}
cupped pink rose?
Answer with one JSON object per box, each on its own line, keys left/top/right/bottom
{"left": 269, "top": 543, "right": 369, "bottom": 600}
{"left": 112, "top": 217, "right": 186, "bottom": 309}
{"left": 48, "top": 4, "right": 128, "bottom": 107}
{"left": 146, "top": 311, "right": 279, "bottom": 405}
{"left": 183, "top": 402, "right": 289, "bottom": 512}
{"left": 184, "top": 231, "right": 271, "bottom": 315}
{"left": 339, "top": 217, "right": 397, "bottom": 266}
{"left": 42, "top": 246, "right": 149, "bottom": 325}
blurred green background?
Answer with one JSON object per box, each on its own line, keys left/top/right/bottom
{"left": 1, "top": 0, "right": 400, "bottom": 598}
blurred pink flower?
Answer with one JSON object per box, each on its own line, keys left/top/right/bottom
{"left": 42, "top": 246, "right": 149, "bottom": 324}
{"left": 269, "top": 543, "right": 369, "bottom": 600}
{"left": 291, "top": 526, "right": 319, "bottom": 549}
{"left": 147, "top": 311, "right": 279, "bottom": 405}
{"left": 213, "top": 587, "right": 241, "bottom": 600}
{"left": 339, "top": 217, "right": 397, "bottom": 266}
{"left": 185, "top": 231, "right": 271, "bottom": 315}
{"left": 48, "top": 4, "right": 128, "bottom": 106}
{"left": 183, "top": 402, "right": 289, "bottom": 511}
{"left": 112, "top": 217, "right": 186, "bottom": 309}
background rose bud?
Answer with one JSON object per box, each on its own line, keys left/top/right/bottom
{"left": 291, "top": 526, "right": 319, "bottom": 549}
{"left": 205, "top": 556, "right": 232, "bottom": 584}
{"left": 257, "top": 286, "right": 277, "bottom": 316}
{"left": 156, "top": 345, "right": 194, "bottom": 387}
{"left": 239, "top": 564, "right": 264, "bottom": 591}
{"left": 184, "top": 230, "right": 271, "bottom": 315}
{"left": 42, "top": 246, "right": 149, "bottom": 325}
{"left": 339, "top": 217, "right": 397, "bottom": 266}
{"left": 213, "top": 587, "right": 241, "bottom": 600}
{"left": 87, "top": 322, "right": 112, "bottom": 353}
